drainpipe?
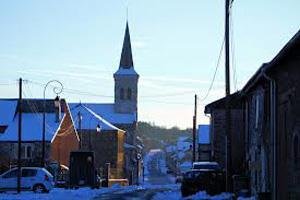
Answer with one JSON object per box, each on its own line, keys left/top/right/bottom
{"left": 262, "top": 71, "right": 277, "bottom": 200}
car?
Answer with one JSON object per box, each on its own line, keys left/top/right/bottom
{"left": 192, "top": 161, "right": 221, "bottom": 170}
{"left": 181, "top": 168, "right": 225, "bottom": 197}
{"left": 0, "top": 167, "right": 54, "bottom": 193}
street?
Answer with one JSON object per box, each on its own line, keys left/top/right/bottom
{"left": 94, "top": 149, "right": 179, "bottom": 200}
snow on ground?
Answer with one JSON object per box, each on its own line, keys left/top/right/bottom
{"left": 153, "top": 189, "right": 234, "bottom": 200}
{"left": 0, "top": 185, "right": 143, "bottom": 200}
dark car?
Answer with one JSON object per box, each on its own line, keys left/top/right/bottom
{"left": 181, "top": 169, "right": 225, "bottom": 197}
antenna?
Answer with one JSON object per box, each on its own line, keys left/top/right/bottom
{"left": 126, "top": 1, "right": 129, "bottom": 22}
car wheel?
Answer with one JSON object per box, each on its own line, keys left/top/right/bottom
{"left": 33, "top": 184, "right": 47, "bottom": 193}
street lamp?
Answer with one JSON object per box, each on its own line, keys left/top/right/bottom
{"left": 96, "top": 124, "right": 101, "bottom": 133}
{"left": 42, "top": 80, "right": 63, "bottom": 167}
{"left": 136, "top": 153, "right": 142, "bottom": 185}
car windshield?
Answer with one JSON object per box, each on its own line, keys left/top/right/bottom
{"left": 193, "top": 164, "right": 220, "bottom": 170}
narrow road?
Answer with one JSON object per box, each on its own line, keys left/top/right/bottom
{"left": 94, "top": 149, "right": 180, "bottom": 200}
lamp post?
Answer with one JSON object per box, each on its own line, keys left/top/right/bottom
{"left": 42, "top": 80, "right": 63, "bottom": 167}
{"left": 136, "top": 153, "right": 141, "bottom": 185}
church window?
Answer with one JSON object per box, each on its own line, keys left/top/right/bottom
{"left": 127, "top": 88, "right": 132, "bottom": 100}
{"left": 120, "top": 88, "right": 125, "bottom": 100}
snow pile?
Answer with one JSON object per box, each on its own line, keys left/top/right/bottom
{"left": 0, "top": 187, "right": 122, "bottom": 200}
{"left": 153, "top": 190, "right": 182, "bottom": 200}
{"left": 237, "top": 197, "right": 256, "bottom": 200}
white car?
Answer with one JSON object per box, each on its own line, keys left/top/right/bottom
{"left": 0, "top": 167, "right": 54, "bottom": 193}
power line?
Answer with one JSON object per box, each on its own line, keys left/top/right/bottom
{"left": 198, "top": 36, "right": 225, "bottom": 102}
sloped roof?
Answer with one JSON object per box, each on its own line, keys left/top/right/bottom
{"left": 69, "top": 103, "right": 136, "bottom": 125}
{"left": 0, "top": 99, "right": 66, "bottom": 142}
{"left": 69, "top": 103, "right": 124, "bottom": 132}
{"left": 119, "top": 22, "right": 134, "bottom": 69}
{"left": 114, "top": 22, "right": 139, "bottom": 77}
{"left": 198, "top": 125, "right": 210, "bottom": 144}
{"left": 0, "top": 113, "right": 64, "bottom": 142}
{"left": 204, "top": 92, "right": 242, "bottom": 114}
{"left": 0, "top": 99, "right": 18, "bottom": 125}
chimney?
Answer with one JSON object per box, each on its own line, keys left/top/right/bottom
{"left": 54, "top": 96, "right": 61, "bottom": 123}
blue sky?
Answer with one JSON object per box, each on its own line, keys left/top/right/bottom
{"left": 0, "top": 0, "right": 299, "bottom": 128}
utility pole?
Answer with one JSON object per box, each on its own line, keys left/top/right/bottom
{"left": 17, "top": 78, "right": 22, "bottom": 193}
{"left": 192, "top": 94, "right": 197, "bottom": 163}
{"left": 225, "top": 0, "right": 232, "bottom": 192}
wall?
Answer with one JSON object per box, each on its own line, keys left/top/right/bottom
{"left": 210, "top": 109, "right": 244, "bottom": 175}
{"left": 50, "top": 109, "right": 79, "bottom": 167}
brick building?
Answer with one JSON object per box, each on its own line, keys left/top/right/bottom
{"left": 242, "top": 29, "right": 300, "bottom": 199}
{"left": 70, "top": 103, "right": 125, "bottom": 179}
{"left": 204, "top": 92, "right": 245, "bottom": 175}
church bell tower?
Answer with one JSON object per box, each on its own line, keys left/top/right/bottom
{"left": 114, "top": 22, "right": 139, "bottom": 115}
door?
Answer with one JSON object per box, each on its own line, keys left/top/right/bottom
{"left": 21, "top": 169, "right": 37, "bottom": 190}
{"left": 0, "top": 169, "right": 18, "bottom": 190}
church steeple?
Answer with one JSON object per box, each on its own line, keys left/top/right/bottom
{"left": 114, "top": 21, "right": 139, "bottom": 115}
{"left": 119, "top": 22, "right": 133, "bottom": 69}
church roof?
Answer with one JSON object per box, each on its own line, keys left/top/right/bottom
{"left": 119, "top": 22, "right": 134, "bottom": 69}
{"left": 115, "top": 22, "right": 139, "bottom": 77}
{"left": 69, "top": 103, "right": 137, "bottom": 125}
{"left": 69, "top": 103, "right": 124, "bottom": 132}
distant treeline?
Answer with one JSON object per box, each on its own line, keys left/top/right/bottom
{"left": 137, "top": 121, "right": 192, "bottom": 151}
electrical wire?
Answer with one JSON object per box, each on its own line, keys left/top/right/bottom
{"left": 198, "top": 36, "right": 225, "bottom": 102}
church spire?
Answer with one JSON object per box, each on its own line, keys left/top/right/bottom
{"left": 119, "top": 22, "right": 134, "bottom": 69}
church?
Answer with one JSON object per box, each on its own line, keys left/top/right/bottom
{"left": 69, "top": 22, "right": 140, "bottom": 184}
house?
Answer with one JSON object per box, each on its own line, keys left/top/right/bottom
{"left": 69, "top": 22, "right": 140, "bottom": 184}
{"left": 70, "top": 103, "right": 125, "bottom": 179}
{"left": 204, "top": 92, "right": 245, "bottom": 176}
{"left": 241, "top": 29, "right": 300, "bottom": 199}
{"left": 0, "top": 98, "right": 79, "bottom": 172}
{"left": 197, "top": 125, "right": 211, "bottom": 161}
{"left": 165, "top": 136, "right": 192, "bottom": 174}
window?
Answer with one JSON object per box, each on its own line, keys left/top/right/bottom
{"left": 120, "top": 88, "right": 124, "bottom": 100}
{"left": 22, "top": 169, "right": 37, "bottom": 177}
{"left": 127, "top": 88, "right": 132, "bottom": 100}
{"left": 3, "top": 169, "right": 18, "bottom": 179}
{"left": 294, "top": 135, "right": 299, "bottom": 167}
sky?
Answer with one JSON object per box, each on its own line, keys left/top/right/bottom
{"left": 0, "top": 0, "right": 299, "bottom": 128}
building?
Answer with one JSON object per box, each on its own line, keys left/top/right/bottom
{"left": 197, "top": 125, "right": 211, "bottom": 161}
{"left": 0, "top": 98, "right": 79, "bottom": 172}
{"left": 69, "top": 22, "right": 140, "bottom": 184}
{"left": 241, "top": 29, "right": 300, "bottom": 199}
{"left": 70, "top": 103, "right": 125, "bottom": 179}
{"left": 204, "top": 92, "right": 245, "bottom": 176}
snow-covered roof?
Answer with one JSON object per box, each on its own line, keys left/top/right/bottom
{"left": 69, "top": 103, "right": 123, "bottom": 132}
{"left": 0, "top": 113, "right": 64, "bottom": 142}
{"left": 69, "top": 103, "right": 136, "bottom": 125}
{"left": 176, "top": 140, "right": 191, "bottom": 152}
{"left": 0, "top": 99, "right": 67, "bottom": 142}
{"left": 198, "top": 125, "right": 210, "bottom": 144}
{"left": 0, "top": 99, "right": 18, "bottom": 125}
